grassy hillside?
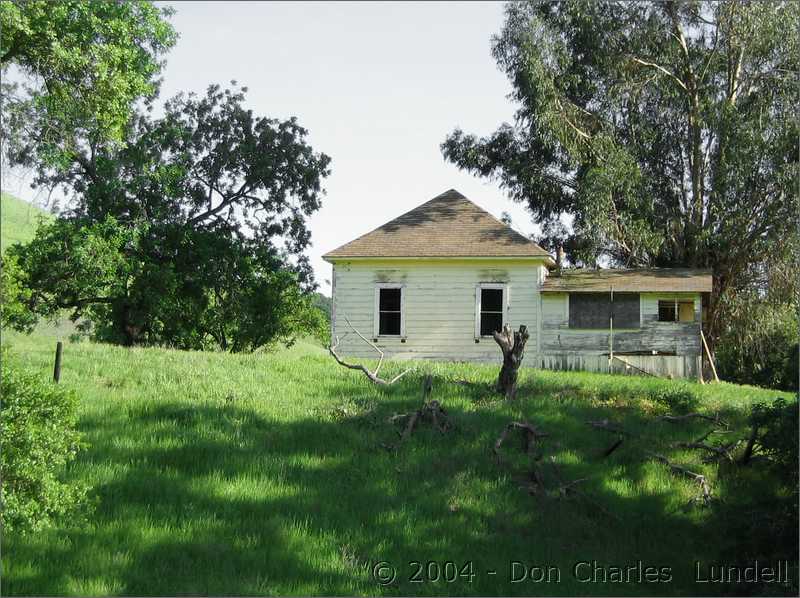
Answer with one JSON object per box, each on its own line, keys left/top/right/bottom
{"left": 2, "top": 328, "right": 794, "bottom": 596}
{"left": 1, "top": 192, "right": 51, "bottom": 251}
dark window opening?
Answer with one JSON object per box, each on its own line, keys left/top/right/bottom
{"left": 658, "top": 300, "right": 676, "bottom": 322}
{"left": 378, "top": 287, "right": 402, "bottom": 335}
{"left": 569, "top": 292, "right": 640, "bottom": 329}
{"left": 480, "top": 288, "right": 504, "bottom": 336}
{"left": 658, "top": 299, "right": 694, "bottom": 323}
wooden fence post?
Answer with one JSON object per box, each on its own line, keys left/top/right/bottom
{"left": 53, "top": 341, "right": 63, "bottom": 383}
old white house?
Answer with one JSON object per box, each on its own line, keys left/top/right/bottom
{"left": 323, "top": 190, "right": 712, "bottom": 379}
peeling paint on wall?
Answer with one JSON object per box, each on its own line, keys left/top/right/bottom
{"left": 477, "top": 269, "right": 509, "bottom": 282}
{"left": 374, "top": 270, "right": 407, "bottom": 283}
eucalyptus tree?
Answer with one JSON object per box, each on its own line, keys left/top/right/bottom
{"left": 442, "top": 0, "right": 798, "bottom": 343}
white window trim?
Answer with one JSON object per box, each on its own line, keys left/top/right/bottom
{"left": 475, "top": 283, "right": 509, "bottom": 339}
{"left": 374, "top": 283, "right": 406, "bottom": 338}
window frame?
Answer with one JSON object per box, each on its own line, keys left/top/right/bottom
{"left": 475, "top": 283, "right": 509, "bottom": 338}
{"left": 373, "top": 283, "right": 405, "bottom": 338}
{"left": 658, "top": 298, "right": 695, "bottom": 323}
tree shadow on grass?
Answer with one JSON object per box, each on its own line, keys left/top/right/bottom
{"left": 5, "top": 373, "right": 796, "bottom": 596}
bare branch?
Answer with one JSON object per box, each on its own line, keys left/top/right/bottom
{"left": 629, "top": 57, "right": 688, "bottom": 91}
{"left": 344, "top": 316, "right": 385, "bottom": 376}
{"left": 654, "top": 413, "right": 727, "bottom": 427}
{"left": 494, "top": 421, "right": 548, "bottom": 462}
{"left": 328, "top": 316, "right": 412, "bottom": 385}
{"left": 646, "top": 451, "right": 712, "bottom": 505}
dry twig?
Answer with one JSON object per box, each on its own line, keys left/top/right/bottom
{"left": 494, "top": 421, "right": 548, "bottom": 462}
{"left": 646, "top": 451, "right": 712, "bottom": 505}
{"left": 654, "top": 413, "right": 727, "bottom": 427}
{"left": 329, "top": 317, "right": 413, "bottom": 385}
{"left": 387, "top": 376, "right": 450, "bottom": 446}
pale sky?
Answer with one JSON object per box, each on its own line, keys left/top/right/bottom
{"left": 5, "top": 1, "right": 542, "bottom": 295}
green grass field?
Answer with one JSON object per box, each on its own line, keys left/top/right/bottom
{"left": 1, "top": 194, "right": 795, "bottom": 595}
{"left": 1, "top": 192, "right": 51, "bottom": 251}
{"left": 2, "top": 325, "right": 794, "bottom": 596}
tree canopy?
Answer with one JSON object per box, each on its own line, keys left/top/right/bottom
{"left": 1, "top": 0, "right": 176, "bottom": 159}
{"left": 6, "top": 84, "right": 332, "bottom": 350}
{"left": 442, "top": 0, "right": 798, "bottom": 342}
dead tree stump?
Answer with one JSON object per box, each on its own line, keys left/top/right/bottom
{"left": 492, "top": 324, "right": 529, "bottom": 399}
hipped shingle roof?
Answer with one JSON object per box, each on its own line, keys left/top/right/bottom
{"left": 323, "top": 189, "right": 553, "bottom": 260}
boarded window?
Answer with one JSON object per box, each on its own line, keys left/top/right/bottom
{"left": 658, "top": 299, "right": 694, "bottom": 323}
{"left": 378, "top": 287, "right": 402, "bottom": 335}
{"left": 479, "top": 288, "right": 504, "bottom": 336}
{"left": 679, "top": 301, "right": 694, "bottom": 322}
{"left": 569, "top": 293, "right": 640, "bottom": 329}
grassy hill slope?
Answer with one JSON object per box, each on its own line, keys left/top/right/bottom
{"left": 1, "top": 192, "right": 51, "bottom": 251}
{"left": 2, "top": 328, "right": 794, "bottom": 596}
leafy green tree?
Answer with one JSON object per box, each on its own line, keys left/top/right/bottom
{"left": 442, "top": 0, "right": 798, "bottom": 345}
{"left": 716, "top": 239, "right": 798, "bottom": 390}
{"left": 0, "top": 0, "right": 176, "bottom": 160}
{"left": 0, "top": 251, "right": 36, "bottom": 332}
{"left": 8, "top": 84, "right": 332, "bottom": 350}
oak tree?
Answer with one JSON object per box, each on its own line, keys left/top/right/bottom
{"left": 1, "top": 0, "right": 176, "bottom": 159}
{"left": 7, "top": 84, "right": 331, "bottom": 350}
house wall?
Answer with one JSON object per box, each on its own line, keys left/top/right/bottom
{"left": 330, "top": 259, "right": 548, "bottom": 361}
{"left": 539, "top": 291, "right": 703, "bottom": 378}
{"left": 329, "top": 259, "right": 704, "bottom": 379}
{"left": 540, "top": 292, "right": 702, "bottom": 355}
{"left": 536, "top": 353, "right": 702, "bottom": 380}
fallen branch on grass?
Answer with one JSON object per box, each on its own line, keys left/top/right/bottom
{"left": 329, "top": 317, "right": 413, "bottom": 385}
{"left": 387, "top": 376, "right": 451, "bottom": 445}
{"left": 548, "top": 457, "right": 619, "bottom": 520}
{"left": 548, "top": 456, "right": 588, "bottom": 497}
{"left": 494, "top": 420, "right": 548, "bottom": 495}
{"left": 738, "top": 422, "right": 760, "bottom": 465}
{"left": 391, "top": 399, "right": 451, "bottom": 439}
{"left": 494, "top": 421, "right": 548, "bottom": 462}
{"left": 654, "top": 413, "right": 727, "bottom": 427}
{"left": 586, "top": 419, "right": 635, "bottom": 436}
{"left": 602, "top": 437, "right": 625, "bottom": 458}
{"left": 646, "top": 451, "right": 712, "bottom": 505}
{"left": 672, "top": 435, "right": 741, "bottom": 463}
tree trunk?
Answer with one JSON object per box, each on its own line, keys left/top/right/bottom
{"left": 492, "top": 325, "right": 530, "bottom": 399}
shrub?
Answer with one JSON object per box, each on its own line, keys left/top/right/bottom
{"left": 725, "top": 397, "right": 800, "bottom": 596}
{"left": 747, "top": 397, "right": 799, "bottom": 479}
{"left": 716, "top": 301, "right": 798, "bottom": 391}
{"left": 0, "top": 354, "right": 87, "bottom": 534}
{"left": 649, "top": 384, "right": 698, "bottom": 414}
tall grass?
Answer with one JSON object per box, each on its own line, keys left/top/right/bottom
{"left": 2, "top": 329, "right": 794, "bottom": 596}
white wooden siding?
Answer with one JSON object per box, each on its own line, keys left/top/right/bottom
{"left": 329, "top": 259, "right": 703, "bottom": 378}
{"left": 331, "top": 260, "right": 546, "bottom": 361}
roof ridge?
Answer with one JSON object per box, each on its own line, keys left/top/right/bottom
{"left": 323, "top": 189, "right": 554, "bottom": 260}
{"left": 322, "top": 190, "right": 460, "bottom": 257}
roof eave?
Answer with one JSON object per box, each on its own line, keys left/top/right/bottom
{"left": 540, "top": 288, "right": 711, "bottom": 293}
{"left": 323, "top": 255, "right": 555, "bottom": 265}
